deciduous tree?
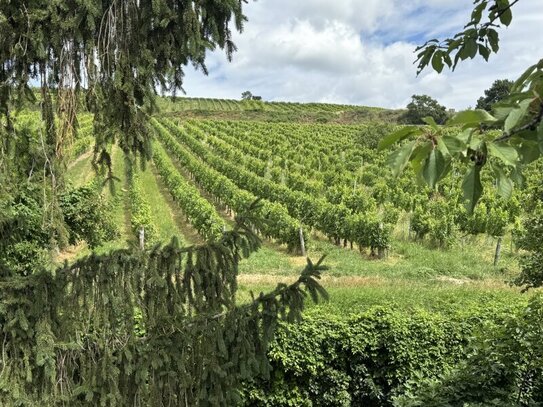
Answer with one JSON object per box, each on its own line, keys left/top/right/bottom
{"left": 476, "top": 79, "right": 514, "bottom": 111}
{"left": 403, "top": 94, "right": 448, "bottom": 125}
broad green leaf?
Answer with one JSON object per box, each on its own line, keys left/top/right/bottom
{"left": 512, "top": 63, "right": 537, "bottom": 92}
{"left": 422, "top": 148, "right": 448, "bottom": 189}
{"left": 504, "top": 99, "right": 532, "bottom": 133}
{"left": 492, "top": 105, "right": 514, "bottom": 121}
{"left": 468, "top": 134, "right": 483, "bottom": 151}
{"left": 422, "top": 116, "right": 439, "bottom": 130}
{"left": 410, "top": 141, "right": 433, "bottom": 174}
{"left": 457, "top": 128, "right": 473, "bottom": 144}
{"left": 487, "top": 142, "right": 519, "bottom": 166}
{"left": 443, "top": 53, "right": 453, "bottom": 68}
{"left": 465, "top": 38, "right": 478, "bottom": 59}
{"left": 378, "top": 127, "right": 419, "bottom": 150}
{"left": 497, "top": 0, "right": 513, "bottom": 26}
{"left": 493, "top": 166, "right": 514, "bottom": 200}
{"left": 458, "top": 44, "right": 470, "bottom": 61}
{"left": 487, "top": 29, "right": 499, "bottom": 53}
{"left": 431, "top": 52, "right": 444, "bottom": 73}
{"left": 386, "top": 140, "right": 417, "bottom": 177}
{"left": 517, "top": 140, "right": 541, "bottom": 164}
{"left": 478, "top": 44, "right": 490, "bottom": 61}
{"left": 510, "top": 166, "right": 525, "bottom": 187}
{"left": 462, "top": 165, "right": 483, "bottom": 214}
{"left": 471, "top": 1, "right": 487, "bottom": 24}
{"left": 447, "top": 109, "right": 497, "bottom": 127}
{"left": 436, "top": 137, "right": 450, "bottom": 156}
{"left": 442, "top": 135, "right": 466, "bottom": 155}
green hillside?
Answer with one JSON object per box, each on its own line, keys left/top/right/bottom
{"left": 157, "top": 96, "right": 405, "bottom": 124}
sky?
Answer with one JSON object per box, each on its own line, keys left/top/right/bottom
{"left": 179, "top": 0, "right": 542, "bottom": 110}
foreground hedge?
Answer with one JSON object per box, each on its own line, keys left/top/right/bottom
{"left": 242, "top": 302, "right": 525, "bottom": 406}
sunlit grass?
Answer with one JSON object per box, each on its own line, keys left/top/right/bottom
{"left": 237, "top": 278, "right": 531, "bottom": 315}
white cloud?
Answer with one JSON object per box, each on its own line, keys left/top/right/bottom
{"left": 180, "top": 1, "right": 543, "bottom": 110}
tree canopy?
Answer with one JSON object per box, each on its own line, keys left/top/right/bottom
{"left": 241, "top": 90, "right": 253, "bottom": 100}
{"left": 403, "top": 94, "right": 448, "bottom": 125}
{"left": 381, "top": 0, "right": 543, "bottom": 293}
{"left": 0, "top": 5, "right": 332, "bottom": 404}
{"left": 476, "top": 79, "right": 514, "bottom": 111}
{"left": 0, "top": 0, "right": 251, "bottom": 255}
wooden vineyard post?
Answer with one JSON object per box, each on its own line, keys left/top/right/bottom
{"left": 299, "top": 226, "right": 306, "bottom": 257}
{"left": 494, "top": 236, "right": 502, "bottom": 267}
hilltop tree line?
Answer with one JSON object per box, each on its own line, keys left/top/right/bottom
{"left": 403, "top": 78, "right": 514, "bottom": 124}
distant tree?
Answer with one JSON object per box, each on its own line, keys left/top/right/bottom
{"left": 403, "top": 94, "right": 448, "bottom": 124}
{"left": 476, "top": 79, "right": 514, "bottom": 111}
{"left": 241, "top": 91, "right": 253, "bottom": 100}
{"left": 253, "top": 95, "right": 263, "bottom": 101}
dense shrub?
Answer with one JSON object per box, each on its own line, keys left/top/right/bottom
{"left": 242, "top": 303, "right": 520, "bottom": 406}
{"left": 127, "top": 169, "right": 159, "bottom": 246}
{"left": 395, "top": 294, "right": 543, "bottom": 406}
{"left": 512, "top": 171, "right": 543, "bottom": 290}
{"left": 0, "top": 188, "right": 51, "bottom": 276}
{"left": 60, "top": 182, "right": 118, "bottom": 248}
{"left": 411, "top": 198, "right": 456, "bottom": 247}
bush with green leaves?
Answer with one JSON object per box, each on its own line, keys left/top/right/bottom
{"left": 242, "top": 302, "right": 521, "bottom": 407}
{"left": 0, "top": 187, "right": 51, "bottom": 276}
{"left": 0, "top": 214, "right": 329, "bottom": 406}
{"left": 394, "top": 295, "right": 543, "bottom": 406}
{"left": 59, "top": 182, "right": 118, "bottom": 248}
{"left": 510, "top": 163, "right": 543, "bottom": 289}
{"left": 411, "top": 198, "right": 457, "bottom": 247}
{"left": 513, "top": 204, "right": 543, "bottom": 290}
{"left": 127, "top": 165, "right": 159, "bottom": 247}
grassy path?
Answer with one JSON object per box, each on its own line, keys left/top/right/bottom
{"left": 150, "top": 160, "right": 204, "bottom": 245}
{"left": 66, "top": 151, "right": 94, "bottom": 187}
{"left": 236, "top": 278, "right": 528, "bottom": 317}
{"left": 101, "top": 145, "right": 132, "bottom": 250}
{"left": 137, "top": 164, "right": 186, "bottom": 244}
{"left": 239, "top": 236, "right": 516, "bottom": 280}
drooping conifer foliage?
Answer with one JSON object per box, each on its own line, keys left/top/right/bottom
{"left": 0, "top": 211, "right": 328, "bottom": 406}
{"left": 0, "top": 0, "right": 246, "bottom": 160}
{"left": 0, "top": 0, "right": 248, "bottom": 262}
